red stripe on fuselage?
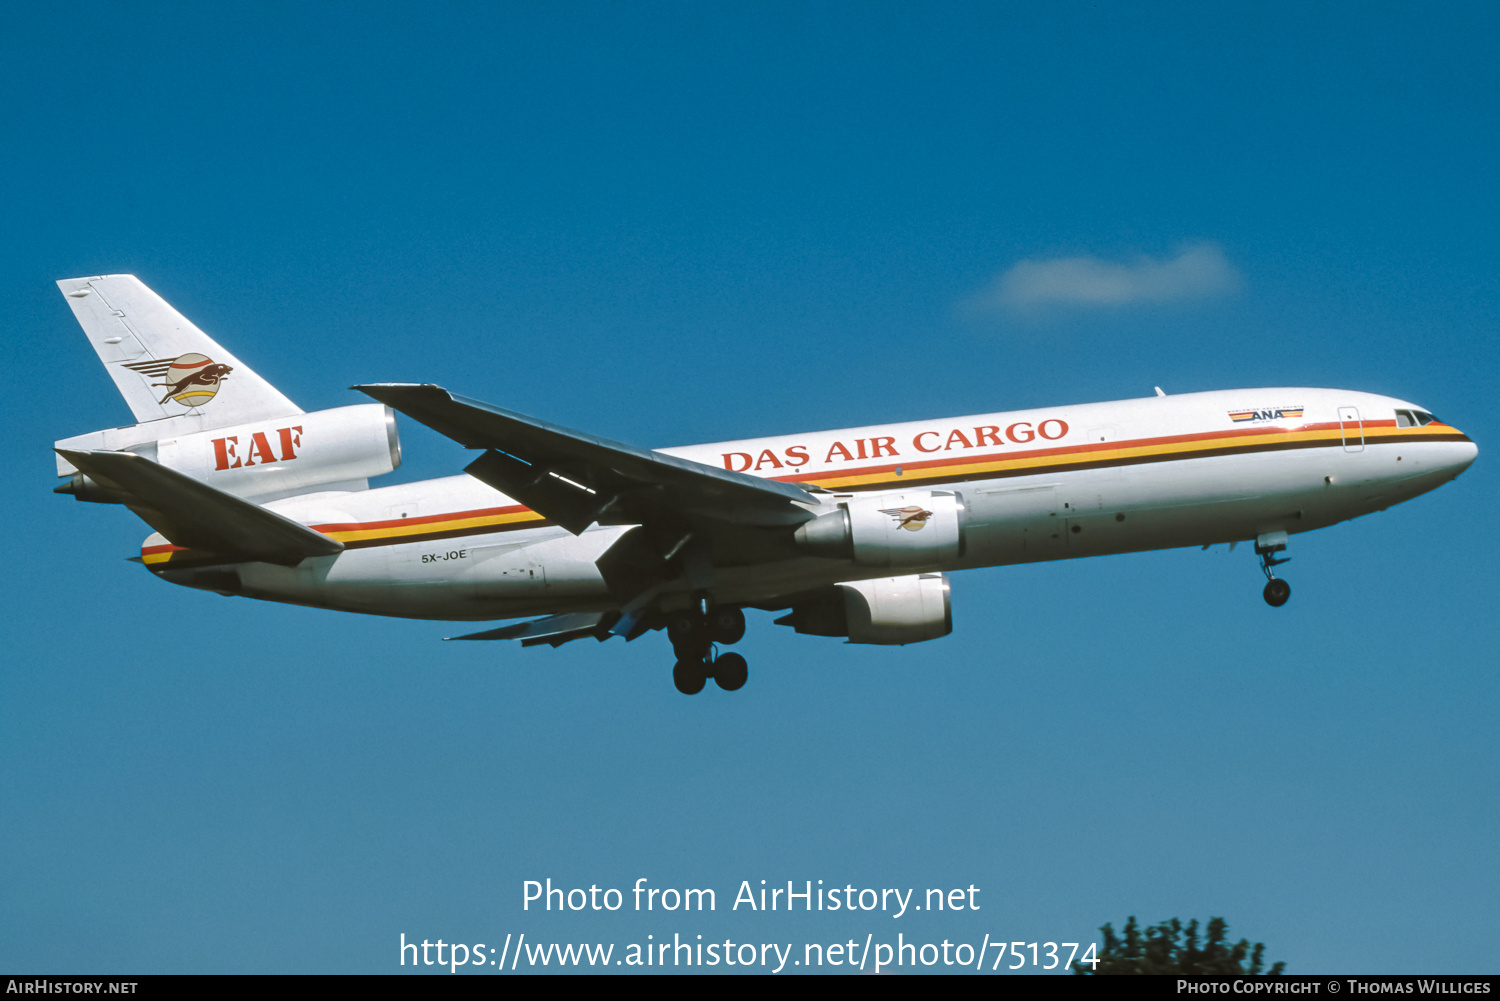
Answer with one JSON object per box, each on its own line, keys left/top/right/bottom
{"left": 143, "top": 419, "right": 1468, "bottom": 558}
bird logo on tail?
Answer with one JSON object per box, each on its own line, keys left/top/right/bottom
{"left": 122, "top": 353, "right": 234, "bottom": 407}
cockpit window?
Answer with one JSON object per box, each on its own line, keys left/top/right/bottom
{"left": 1397, "top": 409, "right": 1440, "bottom": 427}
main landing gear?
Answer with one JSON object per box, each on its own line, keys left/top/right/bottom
{"left": 667, "top": 605, "right": 748, "bottom": 694}
{"left": 1256, "top": 531, "right": 1292, "bottom": 607}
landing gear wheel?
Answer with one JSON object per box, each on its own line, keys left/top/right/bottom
{"left": 707, "top": 606, "right": 746, "bottom": 645}
{"left": 713, "top": 652, "right": 748, "bottom": 691}
{"left": 1263, "top": 578, "right": 1292, "bottom": 607}
{"left": 668, "top": 610, "right": 710, "bottom": 661}
{"left": 666, "top": 611, "right": 706, "bottom": 645}
{"left": 673, "top": 658, "right": 707, "bottom": 695}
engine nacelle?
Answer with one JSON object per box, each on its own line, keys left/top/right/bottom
{"left": 774, "top": 572, "right": 952, "bottom": 645}
{"left": 793, "top": 491, "right": 966, "bottom": 568}
{"left": 55, "top": 403, "right": 401, "bottom": 501}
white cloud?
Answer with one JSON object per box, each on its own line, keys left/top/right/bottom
{"left": 966, "top": 242, "right": 1243, "bottom": 314}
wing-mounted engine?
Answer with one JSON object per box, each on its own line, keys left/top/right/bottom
{"left": 774, "top": 572, "right": 952, "bottom": 645}
{"left": 56, "top": 403, "right": 401, "bottom": 503}
{"left": 793, "top": 491, "right": 966, "bottom": 568}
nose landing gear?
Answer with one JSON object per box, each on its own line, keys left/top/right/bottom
{"left": 1256, "top": 531, "right": 1292, "bottom": 607}
{"left": 667, "top": 605, "right": 750, "bottom": 694}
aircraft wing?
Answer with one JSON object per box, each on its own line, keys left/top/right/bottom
{"left": 353, "top": 384, "right": 818, "bottom": 534}
{"left": 56, "top": 448, "right": 345, "bottom": 565}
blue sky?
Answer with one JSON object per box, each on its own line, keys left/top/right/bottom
{"left": 2, "top": 1, "right": 1496, "bottom": 974}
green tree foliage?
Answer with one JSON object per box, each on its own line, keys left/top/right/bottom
{"left": 1073, "top": 916, "right": 1286, "bottom": 975}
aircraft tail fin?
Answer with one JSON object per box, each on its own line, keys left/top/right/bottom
{"left": 58, "top": 275, "right": 302, "bottom": 428}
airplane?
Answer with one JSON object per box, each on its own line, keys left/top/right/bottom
{"left": 52, "top": 275, "right": 1478, "bottom": 694}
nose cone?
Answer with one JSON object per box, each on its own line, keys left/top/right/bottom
{"left": 1453, "top": 437, "right": 1478, "bottom": 476}
{"left": 1438, "top": 424, "right": 1478, "bottom": 480}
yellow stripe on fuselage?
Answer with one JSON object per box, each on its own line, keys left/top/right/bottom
{"left": 320, "top": 507, "right": 546, "bottom": 545}
{"left": 139, "top": 421, "right": 1467, "bottom": 562}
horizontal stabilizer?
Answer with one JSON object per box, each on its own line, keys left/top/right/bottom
{"left": 56, "top": 448, "right": 344, "bottom": 565}
{"left": 445, "top": 611, "right": 612, "bottom": 646}
{"left": 353, "top": 384, "right": 816, "bottom": 532}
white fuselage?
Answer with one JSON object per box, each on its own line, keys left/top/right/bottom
{"left": 144, "top": 387, "right": 1476, "bottom": 621}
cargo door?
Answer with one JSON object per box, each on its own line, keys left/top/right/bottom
{"left": 973, "top": 483, "right": 1065, "bottom": 559}
{"left": 465, "top": 543, "right": 548, "bottom": 598}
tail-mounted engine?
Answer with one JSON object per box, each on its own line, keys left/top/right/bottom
{"left": 775, "top": 572, "right": 952, "bottom": 645}
{"left": 55, "top": 403, "right": 401, "bottom": 503}
{"left": 793, "top": 491, "right": 966, "bottom": 568}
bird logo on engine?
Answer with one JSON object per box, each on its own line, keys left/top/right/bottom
{"left": 880, "top": 505, "right": 934, "bottom": 532}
